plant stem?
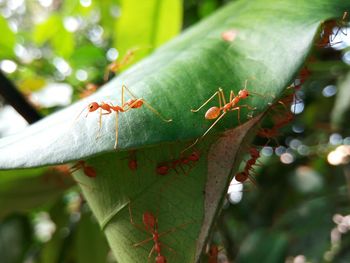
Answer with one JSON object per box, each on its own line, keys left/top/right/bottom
{"left": 0, "top": 71, "right": 41, "bottom": 124}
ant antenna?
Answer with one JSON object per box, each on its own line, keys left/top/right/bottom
{"left": 122, "top": 85, "right": 172, "bottom": 122}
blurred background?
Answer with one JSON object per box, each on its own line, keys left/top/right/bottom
{"left": 0, "top": 0, "right": 350, "bottom": 262}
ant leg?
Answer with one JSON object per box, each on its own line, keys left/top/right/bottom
{"left": 237, "top": 104, "right": 256, "bottom": 110}
{"left": 72, "top": 107, "right": 87, "bottom": 124}
{"left": 236, "top": 107, "right": 242, "bottom": 124}
{"left": 181, "top": 138, "right": 199, "bottom": 154}
{"left": 231, "top": 105, "right": 252, "bottom": 124}
{"left": 142, "top": 101, "right": 173, "bottom": 122}
{"left": 273, "top": 137, "right": 280, "bottom": 147}
{"left": 229, "top": 90, "right": 235, "bottom": 103}
{"left": 247, "top": 174, "right": 258, "bottom": 186}
{"left": 114, "top": 112, "right": 119, "bottom": 149}
{"left": 69, "top": 164, "right": 82, "bottom": 173}
{"left": 201, "top": 111, "right": 227, "bottom": 138}
{"left": 104, "top": 68, "right": 110, "bottom": 82}
{"left": 147, "top": 246, "right": 155, "bottom": 261}
{"left": 158, "top": 220, "right": 194, "bottom": 238}
{"left": 332, "top": 13, "right": 348, "bottom": 41}
{"left": 123, "top": 85, "right": 172, "bottom": 122}
{"left": 219, "top": 88, "right": 226, "bottom": 106}
{"left": 96, "top": 108, "right": 103, "bottom": 138}
{"left": 121, "top": 84, "right": 125, "bottom": 107}
{"left": 161, "top": 242, "right": 177, "bottom": 261}
{"left": 132, "top": 237, "right": 154, "bottom": 247}
{"left": 120, "top": 49, "right": 136, "bottom": 68}
{"left": 128, "top": 203, "right": 149, "bottom": 233}
{"left": 191, "top": 90, "right": 221, "bottom": 112}
{"left": 243, "top": 79, "right": 248, "bottom": 90}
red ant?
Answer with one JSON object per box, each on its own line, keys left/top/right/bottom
{"left": 235, "top": 171, "right": 249, "bottom": 183}
{"left": 70, "top": 160, "right": 97, "bottom": 178}
{"left": 187, "top": 80, "right": 264, "bottom": 150}
{"left": 104, "top": 47, "right": 139, "bottom": 82}
{"left": 273, "top": 111, "right": 294, "bottom": 130}
{"left": 292, "top": 66, "right": 311, "bottom": 91}
{"left": 128, "top": 204, "right": 181, "bottom": 263}
{"left": 127, "top": 150, "right": 138, "bottom": 171}
{"left": 43, "top": 165, "right": 72, "bottom": 188}
{"left": 257, "top": 95, "right": 295, "bottom": 145}
{"left": 334, "top": 11, "right": 349, "bottom": 39}
{"left": 257, "top": 128, "right": 281, "bottom": 146}
{"left": 156, "top": 151, "right": 200, "bottom": 176}
{"left": 207, "top": 244, "right": 225, "bottom": 263}
{"left": 318, "top": 11, "right": 348, "bottom": 48}
{"left": 78, "top": 85, "right": 172, "bottom": 149}
{"left": 318, "top": 20, "right": 338, "bottom": 48}
{"left": 298, "top": 67, "right": 311, "bottom": 86}
{"left": 234, "top": 147, "right": 261, "bottom": 184}
{"left": 221, "top": 29, "right": 238, "bottom": 42}
{"left": 79, "top": 83, "right": 99, "bottom": 98}
{"left": 208, "top": 245, "right": 219, "bottom": 263}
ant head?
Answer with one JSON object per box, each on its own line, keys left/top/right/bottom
{"left": 189, "top": 151, "right": 200, "bottom": 161}
{"left": 209, "top": 245, "right": 219, "bottom": 256}
{"left": 143, "top": 212, "right": 156, "bottom": 230}
{"left": 108, "top": 62, "right": 118, "bottom": 72}
{"left": 156, "top": 165, "right": 169, "bottom": 175}
{"left": 128, "top": 159, "right": 138, "bottom": 171}
{"left": 88, "top": 102, "right": 99, "bottom": 112}
{"left": 238, "top": 89, "right": 249, "bottom": 99}
{"left": 235, "top": 172, "right": 248, "bottom": 183}
{"left": 155, "top": 255, "right": 166, "bottom": 263}
{"left": 84, "top": 166, "right": 97, "bottom": 178}
{"left": 249, "top": 148, "right": 260, "bottom": 158}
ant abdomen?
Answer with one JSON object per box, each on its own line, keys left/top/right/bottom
{"left": 205, "top": 107, "right": 221, "bottom": 119}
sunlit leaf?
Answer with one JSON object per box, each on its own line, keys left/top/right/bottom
{"left": 70, "top": 45, "right": 106, "bottom": 68}
{"left": 33, "top": 15, "right": 61, "bottom": 45}
{"left": 0, "top": 16, "right": 15, "bottom": 58}
{"left": 18, "top": 77, "right": 46, "bottom": 93}
{"left": 114, "top": 0, "right": 183, "bottom": 61}
{"left": 52, "top": 27, "right": 75, "bottom": 58}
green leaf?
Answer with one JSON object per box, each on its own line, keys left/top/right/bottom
{"left": 38, "top": 198, "right": 71, "bottom": 263}
{"left": 75, "top": 213, "right": 110, "bottom": 263}
{"left": 0, "top": 168, "right": 73, "bottom": 219}
{"left": 70, "top": 45, "right": 106, "bottom": 68}
{"left": 2, "top": 0, "right": 347, "bottom": 168}
{"left": 0, "top": 16, "right": 15, "bottom": 58}
{"left": 61, "top": 0, "right": 95, "bottom": 16}
{"left": 1, "top": 1, "right": 350, "bottom": 262}
{"left": 33, "top": 14, "right": 75, "bottom": 58}
{"left": 33, "top": 15, "right": 61, "bottom": 45}
{"left": 0, "top": 215, "right": 33, "bottom": 263}
{"left": 51, "top": 27, "right": 75, "bottom": 58}
{"left": 114, "top": 0, "right": 183, "bottom": 59}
